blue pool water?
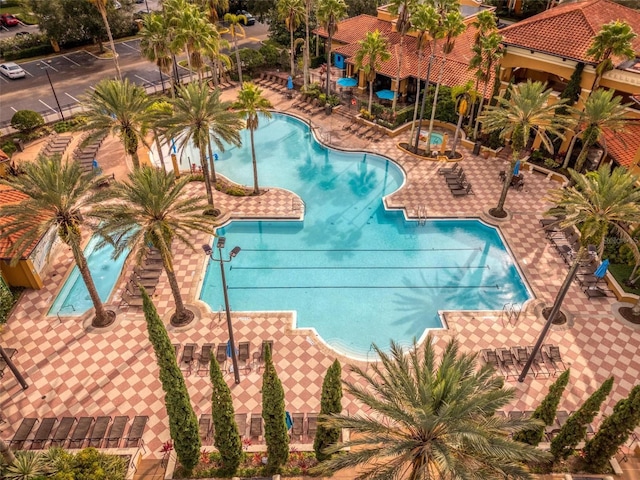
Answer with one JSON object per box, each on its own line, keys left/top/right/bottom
{"left": 49, "top": 236, "right": 128, "bottom": 317}
{"left": 198, "top": 114, "right": 531, "bottom": 356}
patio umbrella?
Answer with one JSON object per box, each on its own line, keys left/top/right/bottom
{"left": 375, "top": 89, "right": 395, "bottom": 100}
{"left": 594, "top": 259, "right": 610, "bottom": 278}
{"left": 337, "top": 77, "right": 357, "bottom": 88}
{"left": 226, "top": 341, "right": 232, "bottom": 358}
{"left": 513, "top": 160, "right": 521, "bottom": 176}
{"left": 285, "top": 411, "right": 293, "bottom": 430}
{"left": 287, "top": 76, "right": 293, "bottom": 90}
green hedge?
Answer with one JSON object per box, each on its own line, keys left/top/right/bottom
{"left": 4, "top": 44, "right": 54, "bottom": 60}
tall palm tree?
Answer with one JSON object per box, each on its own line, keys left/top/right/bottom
{"left": 586, "top": 20, "right": 637, "bottom": 91}
{"left": 317, "top": 337, "right": 550, "bottom": 479}
{"left": 479, "top": 80, "right": 574, "bottom": 218}
{"left": 571, "top": 89, "right": 632, "bottom": 172}
{"left": 170, "top": 2, "right": 212, "bottom": 83}
{"left": 0, "top": 156, "right": 113, "bottom": 328}
{"left": 354, "top": 30, "right": 391, "bottom": 114}
{"left": 278, "top": 0, "right": 306, "bottom": 78}
{"left": 450, "top": 81, "right": 477, "bottom": 156}
{"left": 387, "top": 0, "right": 416, "bottom": 112}
{"left": 93, "top": 167, "right": 218, "bottom": 327}
{"left": 303, "top": 0, "right": 313, "bottom": 88}
{"left": 87, "top": 0, "right": 122, "bottom": 80}
{"left": 224, "top": 13, "right": 247, "bottom": 82}
{"left": 79, "top": 78, "right": 153, "bottom": 170}
{"left": 197, "top": 0, "right": 229, "bottom": 24}
{"left": 469, "top": 31, "right": 504, "bottom": 140}
{"left": 425, "top": 3, "right": 466, "bottom": 152}
{"left": 145, "top": 100, "right": 173, "bottom": 172}
{"left": 162, "top": 83, "right": 244, "bottom": 207}
{"left": 235, "top": 83, "right": 273, "bottom": 195}
{"left": 316, "top": 0, "right": 347, "bottom": 99}
{"left": 139, "top": 12, "right": 173, "bottom": 93}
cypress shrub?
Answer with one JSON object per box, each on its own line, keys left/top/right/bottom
{"left": 513, "top": 369, "right": 570, "bottom": 445}
{"left": 314, "top": 359, "right": 343, "bottom": 461}
{"left": 10, "top": 110, "right": 44, "bottom": 135}
{"left": 262, "top": 343, "right": 289, "bottom": 474}
{"left": 583, "top": 385, "right": 640, "bottom": 472}
{"left": 550, "top": 377, "right": 613, "bottom": 460}
{"left": 559, "top": 63, "right": 584, "bottom": 106}
{"left": 210, "top": 353, "right": 242, "bottom": 475}
{"left": 141, "top": 288, "right": 201, "bottom": 475}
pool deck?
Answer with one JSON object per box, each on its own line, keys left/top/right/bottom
{"left": 1, "top": 85, "right": 639, "bottom": 468}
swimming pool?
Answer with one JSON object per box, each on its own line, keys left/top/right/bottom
{"left": 198, "top": 114, "right": 531, "bottom": 356}
{"left": 48, "top": 235, "right": 128, "bottom": 317}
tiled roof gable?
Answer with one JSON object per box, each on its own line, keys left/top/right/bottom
{"left": 602, "top": 123, "right": 640, "bottom": 168}
{"left": 0, "top": 186, "right": 38, "bottom": 260}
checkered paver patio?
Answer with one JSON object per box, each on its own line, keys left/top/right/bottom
{"left": 1, "top": 86, "right": 639, "bottom": 460}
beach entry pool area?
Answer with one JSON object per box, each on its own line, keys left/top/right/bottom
{"left": 49, "top": 236, "right": 128, "bottom": 317}
{"left": 197, "top": 114, "right": 531, "bottom": 356}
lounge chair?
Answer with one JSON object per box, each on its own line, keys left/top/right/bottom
{"left": 126, "top": 282, "right": 155, "bottom": 296}
{"left": 10, "top": 418, "right": 38, "bottom": 450}
{"left": 50, "top": 417, "right": 77, "bottom": 447}
{"left": 199, "top": 414, "right": 212, "bottom": 444}
{"left": 543, "top": 345, "right": 567, "bottom": 371}
{"left": 88, "top": 416, "right": 112, "bottom": 448}
{"left": 235, "top": 413, "right": 247, "bottom": 439}
{"left": 30, "top": 417, "right": 57, "bottom": 450}
{"left": 497, "top": 348, "right": 518, "bottom": 378}
{"left": 291, "top": 413, "right": 304, "bottom": 441}
{"left": 444, "top": 168, "right": 464, "bottom": 180}
{"left": 250, "top": 413, "right": 263, "bottom": 439}
{"left": 216, "top": 343, "right": 227, "bottom": 364}
{"left": 173, "top": 344, "right": 180, "bottom": 358}
{"left": 68, "top": 417, "right": 94, "bottom": 449}
{"left": 238, "top": 342, "right": 251, "bottom": 372}
{"left": 105, "top": 416, "right": 129, "bottom": 448}
{"left": 438, "top": 163, "right": 459, "bottom": 175}
{"left": 124, "top": 416, "right": 148, "bottom": 448}
{"left": 451, "top": 184, "right": 473, "bottom": 196}
{"left": 252, "top": 340, "right": 274, "bottom": 370}
{"left": 197, "top": 344, "right": 213, "bottom": 375}
{"left": 306, "top": 413, "right": 318, "bottom": 440}
{"left": 133, "top": 266, "right": 162, "bottom": 279}
{"left": 180, "top": 343, "right": 197, "bottom": 375}
{"left": 584, "top": 285, "right": 608, "bottom": 299}
{"left": 525, "top": 346, "right": 550, "bottom": 377}
{"left": 0, "top": 348, "right": 17, "bottom": 378}
{"left": 343, "top": 118, "right": 358, "bottom": 132}
{"left": 446, "top": 174, "right": 466, "bottom": 187}
{"left": 555, "top": 411, "right": 570, "bottom": 429}
{"left": 128, "top": 277, "right": 158, "bottom": 289}
{"left": 481, "top": 349, "right": 504, "bottom": 374}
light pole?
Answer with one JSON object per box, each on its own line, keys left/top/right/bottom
{"left": 203, "top": 238, "right": 241, "bottom": 384}
{"left": 38, "top": 61, "right": 64, "bottom": 121}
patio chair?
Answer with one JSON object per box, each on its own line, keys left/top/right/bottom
{"left": 105, "top": 416, "right": 129, "bottom": 448}
{"left": 216, "top": 343, "right": 228, "bottom": 365}
{"left": 526, "top": 345, "right": 551, "bottom": 378}
{"left": 451, "top": 184, "right": 473, "bottom": 196}
{"left": 253, "top": 340, "right": 274, "bottom": 370}
{"left": 0, "top": 348, "right": 17, "bottom": 378}
{"left": 88, "top": 416, "right": 112, "bottom": 448}
{"left": 124, "top": 415, "right": 148, "bottom": 448}
{"left": 235, "top": 413, "right": 247, "bottom": 439}
{"left": 307, "top": 413, "right": 318, "bottom": 440}
{"left": 543, "top": 345, "right": 567, "bottom": 371}
{"left": 128, "top": 276, "right": 158, "bottom": 289}
{"left": 446, "top": 174, "right": 466, "bottom": 187}
{"left": 68, "top": 417, "right": 94, "bottom": 449}
{"left": 438, "top": 163, "right": 459, "bottom": 175}
{"left": 511, "top": 346, "right": 529, "bottom": 365}
{"left": 238, "top": 341, "right": 251, "bottom": 372}
{"left": 343, "top": 118, "right": 358, "bottom": 132}
{"left": 50, "top": 417, "right": 76, "bottom": 447}
{"left": 584, "top": 285, "right": 608, "bottom": 299}
{"left": 199, "top": 414, "right": 213, "bottom": 444}
{"left": 508, "top": 411, "right": 525, "bottom": 421}
{"left": 250, "top": 413, "right": 263, "bottom": 439}
{"left": 197, "top": 343, "right": 213, "bottom": 375}
{"left": 443, "top": 168, "right": 464, "bottom": 180}
{"left": 30, "top": 417, "right": 57, "bottom": 450}
{"left": 291, "top": 413, "right": 304, "bottom": 441}
{"left": 555, "top": 411, "right": 570, "bottom": 429}
{"left": 179, "top": 343, "right": 197, "bottom": 375}
{"left": 497, "top": 348, "right": 518, "bottom": 378}
{"left": 125, "top": 282, "right": 155, "bottom": 296}
{"left": 480, "top": 349, "right": 504, "bottom": 375}
{"left": 133, "top": 265, "right": 162, "bottom": 280}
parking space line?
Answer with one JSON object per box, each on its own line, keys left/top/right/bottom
{"left": 0, "top": 76, "right": 9, "bottom": 84}
{"left": 39, "top": 99, "right": 57, "bottom": 113}
{"left": 42, "top": 63, "right": 59, "bottom": 72}
{"left": 23, "top": 69, "right": 34, "bottom": 77}
{"left": 134, "top": 74, "right": 151, "bottom": 83}
{"left": 10, "top": 107, "right": 17, "bottom": 112}
{"left": 65, "top": 92, "right": 80, "bottom": 102}
{"left": 120, "top": 41, "right": 140, "bottom": 52}
{"left": 62, "top": 55, "right": 81, "bottom": 67}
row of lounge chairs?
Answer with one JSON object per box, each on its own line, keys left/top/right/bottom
{"left": 73, "top": 133, "right": 107, "bottom": 173}
{"left": 438, "top": 163, "right": 473, "bottom": 196}
{"left": 209, "top": 74, "right": 236, "bottom": 91}
{"left": 199, "top": 412, "right": 318, "bottom": 445}
{"left": 292, "top": 95, "right": 325, "bottom": 115}
{"left": 481, "top": 344, "right": 566, "bottom": 379}
{"left": 40, "top": 133, "right": 72, "bottom": 158}
{"left": 255, "top": 73, "right": 291, "bottom": 96}
{"left": 9, "top": 415, "right": 148, "bottom": 451}
{"left": 174, "top": 340, "right": 274, "bottom": 376}
{"left": 0, "top": 348, "right": 17, "bottom": 378}
{"left": 343, "top": 118, "right": 385, "bottom": 142}
{"left": 120, "top": 249, "right": 163, "bottom": 307}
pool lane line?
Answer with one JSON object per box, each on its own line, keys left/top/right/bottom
{"left": 228, "top": 285, "right": 501, "bottom": 289}
{"left": 231, "top": 265, "right": 490, "bottom": 270}
{"left": 240, "top": 247, "right": 484, "bottom": 252}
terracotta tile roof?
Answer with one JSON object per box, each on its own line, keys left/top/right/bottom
{"left": 314, "top": 15, "right": 393, "bottom": 44}
{"left": 0, "top": 186, "right": 38, "bottom": 260}
{"left": 500, "top": 0, "right": 640, "bottom": 64}
{"left": 602, "top": 123, "right": 640, "bottom": 168}
{"left": 0, "top": 149, "right": 8, "bottom": 161}
{"left": 325, "top": 16, "right": 494, "bottom": 96}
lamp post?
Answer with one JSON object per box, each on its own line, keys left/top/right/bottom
{"left": 38, "top": 61, "right": 64, "bottom": 121}
{"left": 203, "top": 238, "right": 241, "bottom": 384}
{"left": 0, "top": 346, "right": 28, "bottom": 390}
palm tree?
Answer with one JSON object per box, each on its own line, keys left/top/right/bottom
{"left": 586, "top": 20, "right": 637, "bottom": 91}
{"left": 0, "top": 156, "right": 113, "bottom": 328}
{"left": 303, "top": 0, "right": 313, "bottom": 88}
{"left": 170, "top": 2, "right": 213, "bottom": 83}
{"left": 570, "top": 89, "right": 632, "bottom": 172}
{"left": 520, "top": 165, "right": 640, "bottom": 378}
{"left": 79, "top": 79, "right": 153, "bottom": 170}
{"left": 235, "top": 83, "right": 273, "bottom": 195}
{"left": 278, "top": 0, "right": 306, "bottom": 78}
{"left": 425, "top": 2, "right": 466, "bottom": 152}
{"left": 387, "top": 0, "right": 416, "bottom": 112}
{"left": 224, "top": 13, "right": 247, "bottom": 82}
{"left": 162, "top": 83, "right": 244, "bottom": 208}
{"left": 145, "top": 100, "right": 173, "bottom": 172}
{"left": 469, "top": 31, "right": 504, "bottom": 140}
{"left": 317, "top": 337, "right": 550, "bottom": 479}
{"left": 316, "top": 0, "right": 347, "bottom": 99}
{"left": 479, "top": 80, "right": 574, "bottom": 218}
{"left": 197, "top": 0, "right": 229, "bottom": 24}
{"left": 93, "top": 167, "right": 218, "bottom": 327}
{"left": 139, "top": 13, "right": 173, "bottom": 93}
{"left": 354, "top": 30, "right": 391, "bottom": 114}
{"left": 450, "top": 81, "right": 477, "bottom": 156}
{"left": 87, "top": 0, "right": 122, "bottom": 80}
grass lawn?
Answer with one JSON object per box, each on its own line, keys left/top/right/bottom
{"left": 609, "top": 263, "right": 640, "bottom": 296}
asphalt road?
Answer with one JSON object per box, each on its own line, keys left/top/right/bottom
{"left": 0, "top": 19, "right": 269, "bottom": 127}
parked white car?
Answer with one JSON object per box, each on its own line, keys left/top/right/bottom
{"left": 0, "top": 62, "right": 26, "bottom": 79}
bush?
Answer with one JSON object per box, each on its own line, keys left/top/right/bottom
{"left": 310, "top": 56, "right": 325, "bottom": 68}
{"left": 4, "top": 43, "right": 54, "bottom": 61}
{"left": 259, "top": 43, "right": 280, "bottom": 67}
{"left": 238, "top": 48, "right": 265, "bottom": 76}
{"left": 0, "top": 281, "right": 21, "bottom": 325}
{"left": 262, "top": 344, "right": 289, "bottom": 473}
{"left": 314, "top": 360, "right": 342, "bottom": 461}
{"left": 11, "top": 110, "right": 44, "bottom": 134}
{"left": 1, "top": 141, "right": 17, "bottom": 158}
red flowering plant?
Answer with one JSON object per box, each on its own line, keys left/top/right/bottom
{"left": 160, "top": 440, "right": 173, "bottom": 454}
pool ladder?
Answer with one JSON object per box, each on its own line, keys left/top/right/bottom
{"left": 502, "top": 302, "right": 522, "bottom": 326}
{"left": 417, "top": 204, "right": 427, "bottom": 226}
